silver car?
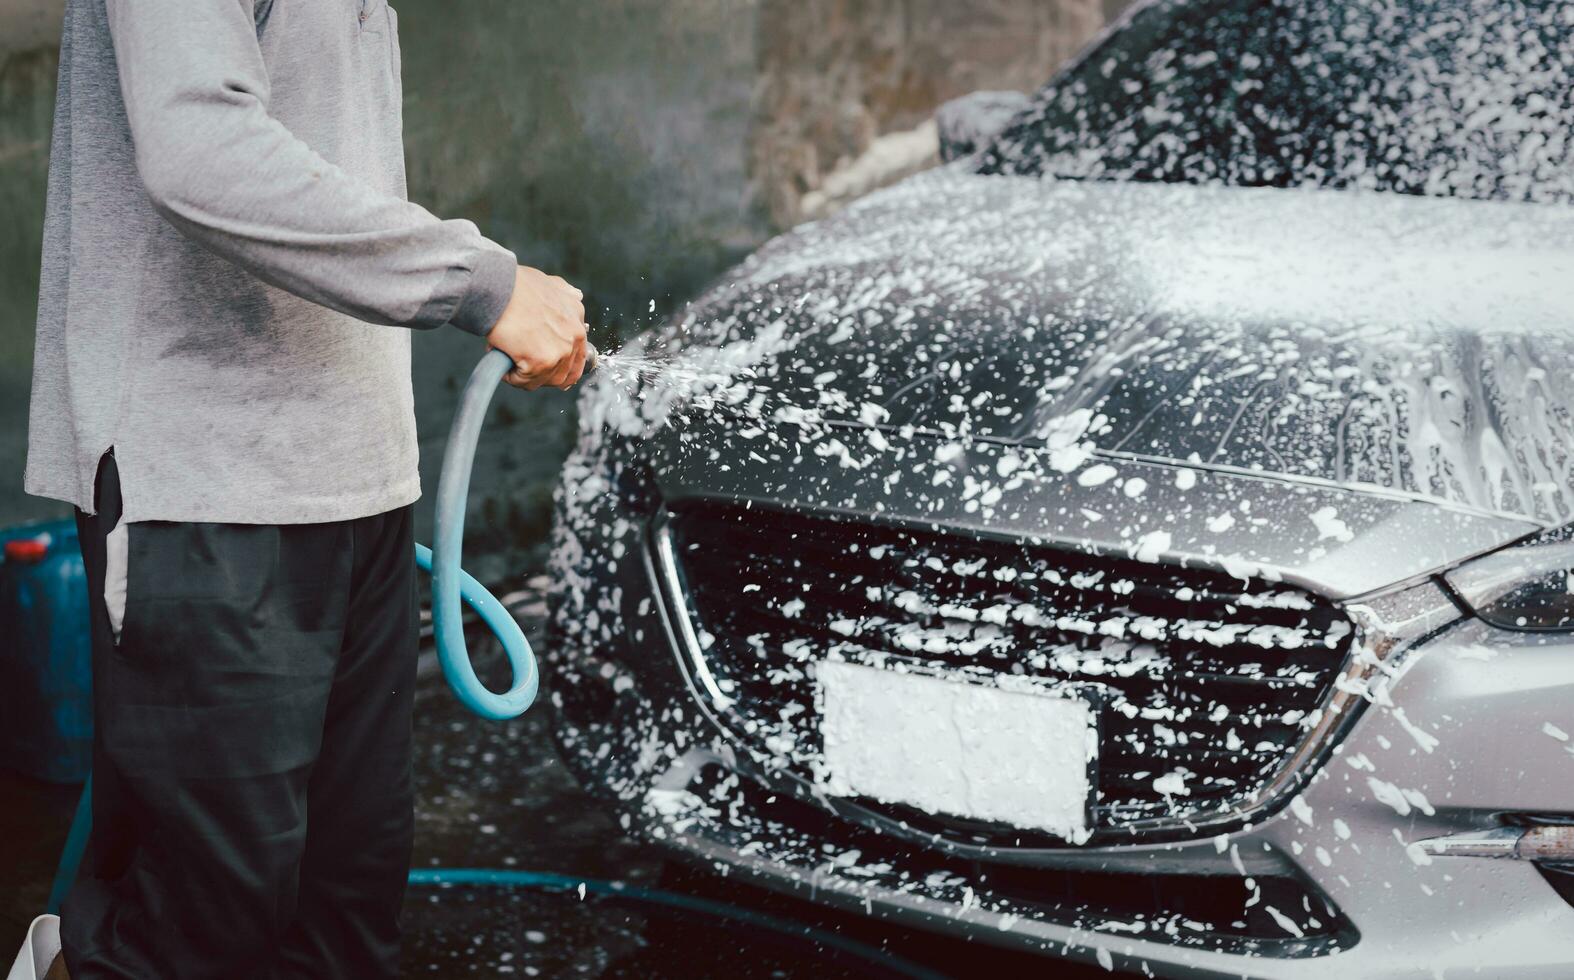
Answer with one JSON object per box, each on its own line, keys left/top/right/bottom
{"left": 550, "top": 0, "right": 1574, "bottom": 975}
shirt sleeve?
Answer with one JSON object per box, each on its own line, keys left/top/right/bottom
{"left": 103, "top": 0, "right": 516, "bottom": 336}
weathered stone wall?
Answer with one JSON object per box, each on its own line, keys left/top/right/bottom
{"left": 750, "top": 0, "right": 1112, "bottom": 227}
{"left": 0, "top": 0, "right": 62, "bottom": 61}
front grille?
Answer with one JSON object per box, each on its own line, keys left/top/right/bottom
{"left": 662, "top": 502, "right": 1357, "bottom": 844}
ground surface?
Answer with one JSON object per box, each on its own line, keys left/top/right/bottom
{"left": 3, "top": 582, "right": 1125, "bottom": 978}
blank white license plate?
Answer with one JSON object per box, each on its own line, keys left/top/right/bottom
{"left": 815, "top": 660, "right": 1095, "bottom": 839}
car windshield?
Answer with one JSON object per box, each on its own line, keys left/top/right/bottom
{"left": 978, "top": 0, "right": 1574, "bottom": 204}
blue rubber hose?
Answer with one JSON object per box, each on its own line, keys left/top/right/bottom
{"left": 417, "top": 347, "right": 539, "bottom": 721}
{"left": 419, "top": 341, "right": 599, "bottom": 718}
{"left": 46, "top": 774, "right": 91, "bottom": 915}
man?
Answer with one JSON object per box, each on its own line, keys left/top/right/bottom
{"left": 25, "top": 1, "right": 587, "bottom": 976}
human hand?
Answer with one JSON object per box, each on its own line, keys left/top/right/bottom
{"left": 485, "top": 266, "right": 589, "bottom": 390}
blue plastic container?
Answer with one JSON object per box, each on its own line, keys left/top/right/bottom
{"left": 0, "top": 519, "right": 93, "bottom": 783}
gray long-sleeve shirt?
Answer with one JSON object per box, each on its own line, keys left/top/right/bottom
{"left": 26, "top": 0, "right": 518, "bottom": 524}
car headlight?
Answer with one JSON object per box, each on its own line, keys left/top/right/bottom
{"left": 1443, "top": 523, "right": 1574, "bottom": 632}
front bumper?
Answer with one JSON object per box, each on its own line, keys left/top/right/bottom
{"left": 546, "top": 437, "right": 1574, "bottom": 978}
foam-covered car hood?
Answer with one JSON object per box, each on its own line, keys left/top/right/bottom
{"left": 643, "top": 168, "right": 1574, "bottom": 526}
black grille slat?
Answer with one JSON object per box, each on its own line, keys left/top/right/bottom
{"left": 696, "top": 600, "right": 1340, "bottom": 681}
{"left": 693, "top": 580, "right": 1344, "bottom": 669}
{"left": 697, "top": 519, "right": 1331, "bottom": 625}
{"left": 698, "top": 607, "right": 1328, "bottom": 698}
{"left": 669, "top": 503, "right": 1355, "bottom": 841}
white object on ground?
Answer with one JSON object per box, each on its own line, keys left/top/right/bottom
{"left": 7, "top": 915, "right": 60, "bottom": 980}
{"left": 815, "top": 660, "right": 1094, "bottom": 839}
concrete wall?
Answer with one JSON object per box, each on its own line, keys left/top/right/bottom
{"left": 0, "top": 39, "right": 58, "bottom": 528}
{"left": 0, "top": 0, "right": 61, "bottom": 59}
{"left": 750, "top": 0, "right": 1108, "bottom": 226}
{"left": 0, "top": 0, "right": 1118, "bottom": 569}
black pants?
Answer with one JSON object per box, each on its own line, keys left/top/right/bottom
{"left": 63, "top": 455, "right": 417, "bottom": 979}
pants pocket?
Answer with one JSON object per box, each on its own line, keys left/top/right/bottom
{"left": 104, "top": 522, "right": 350, "bottom": 781}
